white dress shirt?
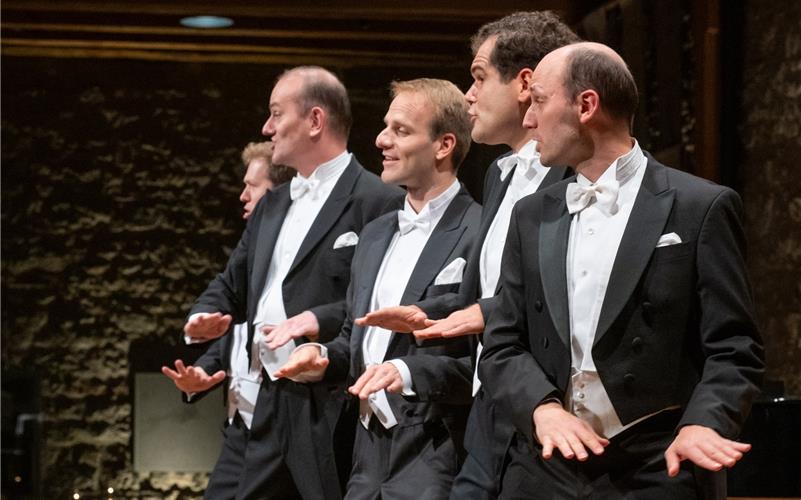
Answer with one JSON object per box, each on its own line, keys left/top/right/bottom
{"left": 251, "top": 151, "right": 351, "bottom": 381}
{"left": 564, "top": 141, "right": 654, "bottom": 438}
{"left": 474, "top": 140, "right": 550, "bottom": 393}
{"left": 191, "top": 151, "right": 351, "bottom": 429}
{"left": 360, "top": 179, "right": 461, "bottom": 429}
{"left": 225, "top": 322, "right": 263, "bottom": 428}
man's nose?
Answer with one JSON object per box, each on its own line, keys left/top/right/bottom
{"left": 375, "top": 128, "right": 390, "bottom": 149}
{"left": 262, "top": 117, "right": 274, "bottom": 136}
{"left": 464, "top": 84, "right": 477, "bottom": 103}
{"left": 522, "top": 105, "right": 537, "bottom": 129}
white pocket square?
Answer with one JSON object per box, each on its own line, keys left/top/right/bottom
{"left": 656, "top": 232, "right": 682, "bottom": 248}
{"left": 333, "top": 231, "right": 359, "bottom": 249}
{"left": 434, "top": 257, "right": 466, "bottom": 285}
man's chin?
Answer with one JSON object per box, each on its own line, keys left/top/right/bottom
{"left": 471, "top": 128, "right": 500, "bottom": 146}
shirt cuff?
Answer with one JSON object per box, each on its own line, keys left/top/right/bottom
{"left": 291, "top": 342, "right": 328, "bottom": 358}
{"left": 386, "top": 359, "right": 416, "bottom": 396}
{"left": 184, "top": 313, "right": 208, "bottom": 344}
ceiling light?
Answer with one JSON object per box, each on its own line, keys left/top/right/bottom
{"left": 179, "top": 16, "right": 234, "bottom": 29}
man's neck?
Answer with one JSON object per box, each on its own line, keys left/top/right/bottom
{"left": 295, "top": 144, "right": 347, "bottom": 178}
{"left": 574, "top": 134, "right": 634, "bottom": 183}
{"left": 506, "top": 129, "right": 536, "bottom": 153}
{"left": 406, "top": 174, "right": 457, "bottom": 214}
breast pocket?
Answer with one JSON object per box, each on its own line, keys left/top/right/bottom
{"left": 423, "top": 282, "right": 460, "bottom": 299}
{"left": 650, "top": 240, "right": 694, "bottom": 264}
{"left": 324, "top": 245, "right": 357, "bottom": 277}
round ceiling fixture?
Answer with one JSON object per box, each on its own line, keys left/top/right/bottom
{"left": 179, "top": 16, "right": 234, "bottom": 29}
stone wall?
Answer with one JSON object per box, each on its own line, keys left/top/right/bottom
{"left": 1, "top": 57, "right": 274, "bottom": 498}
{"left": 2, "top": 3, "right": 800, "bottom": 495}
{"left": 0, "top": 56, "right": 495, "bottom": 498}
{"left": 738, "top": 0, "right": 801, "bottom": 396}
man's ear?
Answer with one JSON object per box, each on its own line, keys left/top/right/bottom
{"left": 517, "top": 68, "right": 534, "bottom": 102}
{"left": 577, "top": 89, "right": 600, "bottom": 124}
{"left": 309, "top": 106, "right": 325, "bottom": 138}
{"left": 434, "top": 133, "right": 457, "bottom": 162}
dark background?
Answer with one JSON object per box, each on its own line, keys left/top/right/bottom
{"left": 2, "top": 0, "right": 799, "bottom": 497}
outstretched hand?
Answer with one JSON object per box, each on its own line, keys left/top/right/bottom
{"left": 263, "top": 311, "right": 320, "bottom": 349}
{"left": 184, "top": 312, "right": 232, "bottom": 342}
{"left": 355, "top": 305, "right": 428, "bottom": 333}
{"left": 348, "top": 363, "right": 404, "bottom": 400}
{"left": 413, "top": 303, "right": 484, "bottom": 340}
{"left": 161, "top": 359, "right": 226, "bottom": 393}
{"left": 273, "top": 345, "right": 329, "bottom": 383}
{"left": 665, "top": 425, "right": 751, "bottom": 476}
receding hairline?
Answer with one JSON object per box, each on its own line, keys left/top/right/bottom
{"left": 539, "top": 42, "right": 632, "bottom": 87}
{"left": 277, "top": 66, "right": 342, "bottom": 94}
{"left": 561, "top": 42, "right": 628, "bottom": 71}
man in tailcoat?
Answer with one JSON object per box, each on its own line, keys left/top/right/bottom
{"left": 357, "top": 12, "right": 580, "bottom": 498}
{"left": 277, "top": 78, "right": 481, "bottom": 499}
{"left": 480, "top": 42, "right": 764, "bottom": 499}
{"left": 163, "top": 66, "right": 403, "bottom": 499}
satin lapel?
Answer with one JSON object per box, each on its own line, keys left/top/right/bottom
{"left": 246, "top": 189, "right": 292, "bottom": 352}
{"left": 461, "top": 161, "right": 512, "bottom": 302}
{"left": 400, "top": 189, "right": 471, "bottom": 306}
{"left": 594, "top": 160, "right": 674, "bottom": 346}
{"left": 351, "top": 216, "right": 397, "bottom": 375}
{"left": 539, "top": 191, "right": 572, "bottom": 348}
{"left": 287, "top": 159, "right": 361, "bottom": 277}
{"left": 480, "top": 167, "right": 514, "bottom": 239}
{"left": 539, "top": 165, "right": 571, "bottom": 190}
{"left": 249, "top": 189, "right": 292, "bottom": 314}
{"left": 385, "top": 189, "right": 472, "bottom": 357}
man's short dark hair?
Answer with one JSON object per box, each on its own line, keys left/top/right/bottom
{"left": 563, "top": 47, "right": 639, "bottom": 124}
{"left": 278, "top": 66, "right": 353, "bottom": 140}
{"left": 471, "top": 11, "right": 581, "bottom": 82}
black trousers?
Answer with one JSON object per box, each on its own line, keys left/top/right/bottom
{"left": 345, "top": 417, "right": 458, "bottom": 500}
{"left": 205, "top": 379, "right": 343, "bottom": 500}
{"left": 450, "top": 389, "right": 506, "bottom": 500}
{"left": 204, "top": 412, "right": 300, "bottom": 500}
{"left": 498, "top": 409, "right": 726, "bottom": 500}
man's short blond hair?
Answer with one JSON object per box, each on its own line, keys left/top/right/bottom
{"left": 390, "top": 78, "right": 472, "bottom": 169}
{"left": 241, "top": 141, "right": 295, "bottom": 186}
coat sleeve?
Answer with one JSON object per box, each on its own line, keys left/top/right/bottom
{"left": 188, "top": 212, "right": 254, "bottom": 324}
{"left": 677, "top": 188, "right": 764, "bottom": 437}
{"left": 479, "top": 202, "right": 560, "bottom": 449}
{"left": 402, "top": 353, "right": 473, "bottom": 405}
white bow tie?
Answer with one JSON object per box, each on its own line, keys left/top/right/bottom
{"left": 397, "top": 210, "right": 430, "bottom": 235}
{"left": 497, "top": 154, "right": 538, "bottom": 181}
{"left": 289, "top": 175, "right": 320, "bottom": 201}
{"left": 565, "top": 180, "right": 620, "bottom": 215}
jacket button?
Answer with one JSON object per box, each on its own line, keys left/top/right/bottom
{"left": 534, "top": 300, "right": 543, "bottom": 312}
{"left": 631, "top": 337, "right": 643, "bottom": 351}
{"left": 624, "top": 373, "right": 636, "bottom": 386}
{"left": 642, "top": 301, "right": 653, "bottom": 324}
{"left": 405, "top": 409, "right": 415, "bottom": 417}
{"left": 542, "top": 337, "right": 549, "bottom": 349}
